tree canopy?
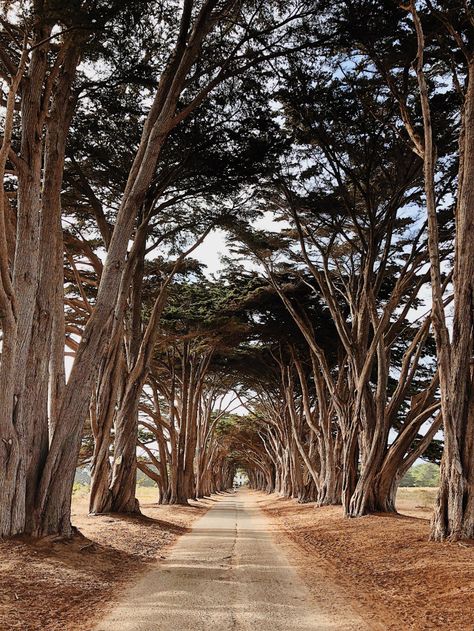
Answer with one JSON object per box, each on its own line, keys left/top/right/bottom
{"left": 0, "top": 0, "right": 473, "bottom": 543}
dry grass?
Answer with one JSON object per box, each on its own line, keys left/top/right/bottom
{"left": 396, "top": 487, "right": 437, "bottom": 517}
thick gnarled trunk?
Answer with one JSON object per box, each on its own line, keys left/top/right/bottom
{"left": 430, "top": 61, "right": 474, "bottom": 541}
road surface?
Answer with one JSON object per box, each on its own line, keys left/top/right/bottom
{"left": 95, "top": 490, "right": 367, "bottom": 631}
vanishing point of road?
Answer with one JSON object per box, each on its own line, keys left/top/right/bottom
{"left": 95, "top": 490, "right": 367, "bottom": 631}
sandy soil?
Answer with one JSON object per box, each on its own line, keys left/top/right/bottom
{"left": 0, "top": 489, "right": 210, "bottom": 631}
{"left": 260, "top": 491, "right": 474, "bottom": 631}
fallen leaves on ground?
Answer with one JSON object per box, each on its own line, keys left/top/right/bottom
{"left": 260, "top": 494, "right": 474, "bottom": 631}
{"left": 0, "top": 494, "right": 210, "bottom": 631}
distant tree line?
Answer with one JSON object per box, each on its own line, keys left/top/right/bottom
{"left": 400, "top": 463, "right": 440, "bottom": 488}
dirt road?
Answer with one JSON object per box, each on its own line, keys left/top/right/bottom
{"left": 95, "top": 490, "right": 367, "bottom": 631}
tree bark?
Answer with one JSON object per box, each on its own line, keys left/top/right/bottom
{"left": 431, "top": 60, "right": 474, "bottom": 541}
{"left": 407, "top": 3, "right": 474, "bottom": 540}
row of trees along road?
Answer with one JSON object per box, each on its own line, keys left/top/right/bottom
{"left": 0, "top": 0, "right": 472, "bottom": 542}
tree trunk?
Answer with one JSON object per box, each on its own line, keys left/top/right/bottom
{"left": 89, "top": 341, "right": 125, "bottom": 514}
{"left": 106, "top": 398, "right": 141, "bottom": 514}
{"left": 431, "top": 61, "right": 474, "bottom": 541}
{"left": 341, "top": 426, "right": 359, "bottom": 516}
{"left": 29, "top": 3, "right": 229, "bottom": 535}
{"left": 22, "top": 41, "right": 83, "bottom": 532}
{"left": 407, "top": 8, "right": 474, "bottom": 540}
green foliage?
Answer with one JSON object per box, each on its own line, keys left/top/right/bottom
{"left": 72, "top": 482, "right": 90, "bottom": 495}
{"left": 136, "top": 470, "right": 158, "bottom": 488}
{"left": 73, "top": 469, "right": 91, "bottom": 495}
{"left": 74, "top": 468, "right": 91, "bottom": 485}
{"left": 400, "top": 463, "right": 440, "bottom": 488}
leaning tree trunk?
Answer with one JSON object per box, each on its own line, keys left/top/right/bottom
{"left": 374, "top": 400, "right": 442, "bottom": 514}
{"left": 29, "top": 4, "right": 230, "bottom": 536}
{"left": 90, "top": 237, "right": 146, "bottom": 515}
{"left": 89, "top": 340, "right": 125, "bottom": 514}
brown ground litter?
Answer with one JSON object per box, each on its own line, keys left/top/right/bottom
{"left": 0, "top": 489, "right": 210, "bottom": 631}
{"left": 260, "top": 492, "right": 474, "bottom": 631}
{"left": 1, "top": 487, "right": 472, "bottom": 631}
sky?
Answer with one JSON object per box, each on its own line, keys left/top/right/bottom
{"left": 192, "top": 211, "right": 286, "bottom": 276}
{"left": 193, "top": 228, "right": 228, "bottom": 276}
